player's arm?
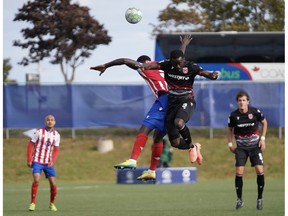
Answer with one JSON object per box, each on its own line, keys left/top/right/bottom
{"left": 27, "top": 141, "right": 34, "bottom": 167}
{"left": 48, "top": 146, "right": 59, "bottom": 167}
{"left": 90, "top": 58, "right": 138, "bottom": 76}
{"left": 179, "top": 34, "right": 192, "bottom": 55}
{"left": 136, "top": 62, "right": 160, "bottom": 70}
{"left": 227, "top": 127, "right": 236, "bottom": 153}
{"left": 199, "top": 70, "right": 219, "bottom": 80}
{"left": 259, "top": 118, "right": 268, "bottom": 151}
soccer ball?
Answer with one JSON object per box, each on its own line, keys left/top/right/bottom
{"left": 125, "top": 7, "right": 142, "bottom": 24}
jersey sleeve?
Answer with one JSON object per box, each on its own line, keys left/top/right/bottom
{"left": 227, "top": 114, "right": 234, "bottom": 127}
{"left": 188, "top": 62, "right": 204, "bottom": 76}
{"left": 255, "top": 108, "right": 265, "bottom": 121}
{"left": 158, "top": 60, "right": 170, "bottom": 70}
{"left": 30, "top": 129, "right": 40, "bottom": 143}
{"left": 54, "top": 133, "right": 60, "bottom": 147}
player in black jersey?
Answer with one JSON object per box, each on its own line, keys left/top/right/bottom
{"left": 227, "top": 91, "right": 267, "bottom": 210}
{"left": 137, "top": 48, "right": 219, "bottom": 165}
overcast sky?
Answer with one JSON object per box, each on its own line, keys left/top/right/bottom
{"left": 3, "top": 0, "right": 172, "bottom": 84}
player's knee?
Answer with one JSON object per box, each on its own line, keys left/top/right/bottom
{"left": 170, "top": 139, "right": 180, "bottom": 148}
{"left": 174, "top": 118, "right": 185, "bottom": 130}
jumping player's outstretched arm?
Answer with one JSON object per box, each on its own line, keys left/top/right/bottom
{"left": 90, "top": 58, "right": 139, "bottom": 76}
{"left": 199, "top": 70, "right": 219, "bottom": 80}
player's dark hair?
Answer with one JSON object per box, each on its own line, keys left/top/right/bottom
{"left": 236, "top": 91, "right": 250, "bottom": 101}
{"left": 170, "top": 49, "right": 184, "bottom": 59}
{"left": 137, "top": 55, "right": 151, "bottom": 63}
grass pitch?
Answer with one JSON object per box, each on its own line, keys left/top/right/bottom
{"left": 3, "top": 129, "right": 284, "bottom": 215}
{"left": 4, "top": 178, "right": 284, "bottom": 216}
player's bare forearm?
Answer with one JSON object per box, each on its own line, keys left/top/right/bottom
{"left": 200, "top": 70, "right": 219, "bottom": 80}
{"left": 91, "top": 58, "right": 139, "bottom": 73}
{"left": 90, "top": 65, "right": 106, "bottom": 76}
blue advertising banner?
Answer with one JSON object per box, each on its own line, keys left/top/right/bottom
{"left": 3, "top": 82, "right": 284, "bottom": 128}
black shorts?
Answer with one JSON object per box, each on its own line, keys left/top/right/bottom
{"left": 165, "top": 94, "right": 196, "bottom": 140}
{"left": 235, "top": 147, "right": 264, "bottom": 167}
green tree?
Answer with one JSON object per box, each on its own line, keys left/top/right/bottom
{"left": 3, "top": 58, "right": 16, "bottom": 83}
{"left": 13, "top": 0, "right": 111, "bottom": 83}
{"left": 152, "top": 0, "right": 284, "bottom": 33}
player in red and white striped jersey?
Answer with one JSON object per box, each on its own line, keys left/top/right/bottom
{"left": 27, "top": 115, "right": 60, "bottom": 211}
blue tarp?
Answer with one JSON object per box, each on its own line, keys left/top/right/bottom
{"left": 3, "top": 82, "right": 284, "bottom": 128}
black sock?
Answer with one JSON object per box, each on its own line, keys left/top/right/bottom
{"left": 179, "top": 125, "right": 192, "bottom": 145}
{"left": 235, "top": 176, "right": 243, "bottom": 200}
{"left": 257, "top": 174, "right": 265, "bottom": 199}
{"left": 177, "top": 138, "right": 192, "bottom": 150}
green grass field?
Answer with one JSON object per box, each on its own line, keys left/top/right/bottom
{"left": 3, "top": 128, "right": 285, "bottom": 215}
{"left": 4, "top": 179, "right": 284, "bottom": 216}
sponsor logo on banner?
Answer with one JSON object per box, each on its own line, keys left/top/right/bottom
{"left": 196, "top": 63, "right": 284, "bottom": 81}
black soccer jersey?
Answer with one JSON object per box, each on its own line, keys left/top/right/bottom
{"left": 228, "top": 107, "right": 265, "bottom": 148}
{"left": 159, "top": 60, "right": 203, "bottom": 93}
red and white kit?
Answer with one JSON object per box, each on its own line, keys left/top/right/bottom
{"left": 30, "top": 128, "right": 60, "bottom": 164}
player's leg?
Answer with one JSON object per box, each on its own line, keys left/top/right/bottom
{"left": 115, "top": 98, "right": 164, "bottom": 170}
{"left": 235, "top": 166, "right": 245, "bottom": 209}
{"left": 137, "top": 130, "right": 163, "bottom": 181}
{"left": 29, "top": 162, "right": 42, "bottom": 211}
{"left": 255, "top": 165, "right": 265, "bottom": 210}
{"left": 165, "top": 106, "right": 182, "bottom": 148}
{"left": 234, "top": 148, "right": 248, "bottom": 210}
{"left": 150, "top": 131, "right": 164, "bottom": 171}
{"left": 114, "top": 125, "right": 151, "bottom": 169}
{"left": 250, "top": 148, "right": 265, "bottom": 210}
{"left": 175, "top": 99, "right": 196, "bottom": 147}
{"left": 45, "top": 166, "right": 58, "bottom": 211}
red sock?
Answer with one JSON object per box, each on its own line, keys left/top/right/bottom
{"left": 50, "top": 185, "right": 57, "bottom": 204}
{"left": 31, "top": 182, "right": 39, "bottom": 203}
{"left": 149, "top": 142, "right": 163, "bottom": 171}
{"left": 130, "top": 133, "right": 148, "bottom": 160}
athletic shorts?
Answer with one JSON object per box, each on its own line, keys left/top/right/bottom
{"left": 165, "top": 94, "right": 196, "bottom": 140}
{"left": 31, "top": 162, "right": 56, "bottom": 178}
{"left": 235, "top": 147, "right": 264, "bottom": 167}
{"left": 142, "top": 93, "right": 168, "bottom": 137}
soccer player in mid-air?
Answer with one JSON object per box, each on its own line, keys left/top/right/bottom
{"left": 136, "top": 49, "right": 219, "bottom": 164}
{"left": 90, "top": 35, "right": 201, "bottom": 181}
{"left": 27, "top": 115, "right": 60, "bottom": 211}
{"left": 227, "top": 91, "right": 267, "bottom": 210}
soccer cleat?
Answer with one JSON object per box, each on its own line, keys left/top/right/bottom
{"left": 189, "top": 145, "right": 197, "bottom": 163}
{"left": 235, "top": 199, "right": 244, "bottom": 210}
{"left": 49, "top": 203, "right": 57, "bottom": 211}
{"left": 137, "top": 170, "right": 156, "bottom": 181}
{"left": 28, "top": 203, "right": 36, "bottom": 211}
{"left": 257, "top": 199, "right": 263, "bottom": 210}
{"left": 194, "top": 143, "right": 203, "bottom": 165}
{"left": 114, "top": 160, "right": 137, "bottom": 170}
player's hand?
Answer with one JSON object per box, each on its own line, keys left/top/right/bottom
{"left": 229, "top": 146, "right": 236, "bottom": 154}
{"left": 259, "top": 140, "right": 266, "bottom": 151}
{"left": 90, "top": 65, "right": 106, "bottom": 76}
{"left": 48, "top": 161, "right": 54, "bottom": 167}
{"left": 180, "top": 34, "right": 193, "bottom": 46}
{"left": 211, "top": 71, "right": 219, "bottom": 79}
{"left": 27, "top": 161, "right": 32, "bottom": 168}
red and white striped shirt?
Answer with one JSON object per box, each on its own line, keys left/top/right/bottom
{"left": 137, "top": 68, "right": 168, "bottom": 98}
{"left": 137, "top": 61, "right": 168, "bottom": 98}
{"left": 30, "top": 128, "right": 60, "bottom": 164}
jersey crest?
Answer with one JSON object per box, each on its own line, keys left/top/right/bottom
{"left": 183, "top": 67, "right": 188, "bottom": 74}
